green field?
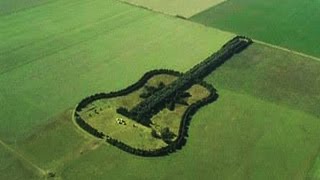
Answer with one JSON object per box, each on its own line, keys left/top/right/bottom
{"left": 205, "top": 43, "right": 320, "bottom": 179}
{"left": 6, "top": 42, "right": 320, "bottom": 179}
{"left": 119, "top": 0, "right": 226, "bottom": 18}
{"left": 0, "top": 0, "right": 233, "bottom": 178}
{"left": 0, "top": 0, "right": 54, "bottom": 16}
{"left": 190, "top": 0, "right": 320, "bottom": 58}
{"left": 0, "top": 145, "right": 39, "bottom": 179}
{"left": 0, "top": 0, "right": 232, "bottom": 144}
{"left": 2, "top": 0, "right": 320, "bottom": 179}
{"left": 57, "top": 89, "right": 320, "bottom": 180}
{"left": 58, "top": 43, "right": 320, "bottom": 180}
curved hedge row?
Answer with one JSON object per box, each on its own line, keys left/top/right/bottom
{"left": 74, "top": 113, "right": 105, "bottom": 139}
{"left": 73, "top": 69, "right": 217, "bottom": 156}
{"left": 73, "top": 36, "right": 252, "bottom": 156}
{"left": 73, "top": 70, "right": 179, "bottom": 138}
{"left": 75, "top": 69, "right": 182, "bottom": 112}
{"left": 104, "top": 80, "right": 217, "bottom": 157}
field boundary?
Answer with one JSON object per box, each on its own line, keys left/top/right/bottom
{"left": 253, "top": 40, "right": 320, "bottom": 62}
{"left": 194, "top": 26, "right": 320, "bottom": 63}
{"left": 0, "top": 139, "right": 46, "bottom": 178}
{"left": 118, "top": 0, "right": 230, "bottom": 19}
{"left": 183, "top": 22, "right": 320, "bottom": 63}
{"left": 117, "top": 0, "right": 320, "bottom": 63}
{"left": 185, "top": 22, "right": 320, "bottom": 63}
{"left": 194, "top": 0, "right": 228, "bottom": 18}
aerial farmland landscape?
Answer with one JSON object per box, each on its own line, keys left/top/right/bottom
{"left": 1, "top": 0, "right": 320, "bottom": 179}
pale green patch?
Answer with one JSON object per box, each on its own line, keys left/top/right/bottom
{"left": 120, "top": 0, "right": 227, "bottom": 18}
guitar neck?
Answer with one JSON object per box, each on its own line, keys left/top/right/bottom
{"left": 119, "top": 36, "right": 253, "bottom": 126}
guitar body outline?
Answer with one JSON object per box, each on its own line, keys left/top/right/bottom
{"left": 73, "top": 36, "right": 252, "bottom": 156}
{"left": 73, "top": 69, "right": 217, "bottom": 157}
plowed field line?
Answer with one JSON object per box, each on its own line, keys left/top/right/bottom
{"left": 0, "top": 139, "right": 46, "bottom": 177}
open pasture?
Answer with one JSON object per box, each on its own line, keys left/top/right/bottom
{"left": 190, "top": 0, "right": 320, "bottom": 58}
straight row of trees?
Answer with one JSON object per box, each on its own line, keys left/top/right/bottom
{"left": 106, "top": 81, "right": 218, "bottom": 156}
{"left": 73, "top": 36, "right": 253, "bottom": 156}
{"left": 123, "top": 36, "right": 252, "bottom": 126}
{"left": 75, "top": 69, "right": 182, "bottom": 112}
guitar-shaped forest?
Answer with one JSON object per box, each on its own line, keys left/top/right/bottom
{"left": 74, "top": 36, "right": 252, "bottom": 156}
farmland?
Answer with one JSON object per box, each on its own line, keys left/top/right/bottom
{"left": 0, "top": 0, "right": 233, "bottom": 178}
{"left": 1, "top": 0, "right": 320, "bottom": 179}
{"left": 22, "top": 43, "right": 320, "bottom": 180}
{"left": 60, "top": 43, "right": 320, "bottom": 180}
{"left": 0, "top": 143, "right": 40, "bottom": 179}
{"left": 190, "top": 0, "right": 320, "bottom": 58}
{"left": 60, "top": 89, "right": 320, "bottom": 180}
{"left": 0, "top": 0, "right": 233, "bottom": 144}
{"left": 119, "top": 0, "right": 226, "bottom": 18}
{"left": 4, "top": 41, "right": 320, "bottom": 179}
{"left": 0, "top": 0, "right": 54, "bottom": 16}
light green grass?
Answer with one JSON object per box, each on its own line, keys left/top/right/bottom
{"left": 119, "top": 0, "right": 226, "bottom": 18}
{"left": 0, "top": 0, "right": 233, "bottom": 144}
{"left": 190, "top": 0, "right": 320, "bottom": 58}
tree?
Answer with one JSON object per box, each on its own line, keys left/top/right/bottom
{"left": 160, "top": 127, "right": 176, "bottom": 144}
{"left": 151, "top": 129, "right": 161, "bottom": 139}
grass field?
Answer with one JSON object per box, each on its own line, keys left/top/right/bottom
{"left": 207, "top": 43, "right": 320, "bottom": 118}
{"left": 57, "top": 43, "right": 320, "bottom": 180}
{"left": 0, "top": 144, "right": 40, "bottom": 179}
{"left": 205, "top": 43, "right": 320, "bottom": 179}
{"left": 2, "top": 0, "right": 320, "bottom": 179}
{"left": 119, "top": 0, "right": 226, "bottom": 18}
{"left": 190, "top": 0, "right": 320, "bottom": 58}
{"left": 0, "top": 0, "right": 233, "bottom": 178}
{"left": 7, "top": 43, "right": 320, "bottom": 179}
{"left": 0, "top": 0, "right": 233, "bottom": 144}
{"left": 0, "top": 0, "right": 54, "bottom": 16}
{"left": 57, "top": 89, "right": 320, "bottom": 180}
